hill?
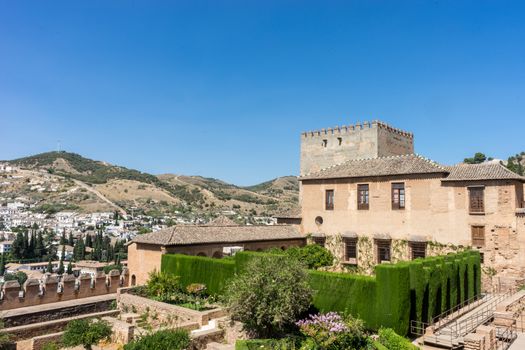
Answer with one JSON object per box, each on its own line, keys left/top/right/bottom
{"left": 3, "top": 152, "right": 299, "bottom": 217}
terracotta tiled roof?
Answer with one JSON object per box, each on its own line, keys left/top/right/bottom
{"left": 132, "top": 224, "right": 303, "bottom": 246}
{"left": 443, "top": 162, "right": 525, "bottom": 182}
{"left": 300, "top": 154, "right": 447, "bottom": 180}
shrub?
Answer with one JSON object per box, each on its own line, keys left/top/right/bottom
{"left": 296, "top": 312, "right": 370, "bottom": 350}
{"left": 286, "top": 245, "right": 334, "bottom": 269}
{"left": 225, "top": 254, "right": 312, "bottom": 338}
{"left": 62, "top": 318, "right": 112, "bottom": 350}
{"left": 146, "top": 270, "right": 182, "bottom": 298}
{"left": 124, "top": 329, "right": 190, "bottom": 350}
{"left": 378, "top": 328, "right": 419, "bottom": 350}
{"left": 41, "top": 343, "right": 60, "bottom": 350}
{"left": 235, "top": 339, "right": 297, "bottom": 350}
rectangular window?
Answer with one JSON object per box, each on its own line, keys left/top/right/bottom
{"left": 392, "top": 183, "right": 405, "bottom": 210}
{"left": 313, "top": 237, "right": 326, "bottom": 247}
{"left": 325, "top": 190, "right": 334, "bottom": 210}
{"left": 469, "top": 187, "right": 485, "bottom": 213}
{"left": 376, "top": 240, "right": 391, "bottom": 263}
{"left": 344, "top": 238, "right": 357, "bottom": 261}
{"left": 471, "top": 226, "right": 485, "bottom": 247}
{"left": 410, "top": 242, "right": 427, "bottom": 260}
{"left": 357, "top": 184, "right": 369, "bottom": 210}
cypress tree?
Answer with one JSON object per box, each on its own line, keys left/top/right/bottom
{"left": 22, "top": 231, "right": 29, "bottom": 258}
{"left": 60, "top": 230, "right": 66, "bottom": 245}
{"left": 0, "top": 254, "right": 5, "bottom": 276}
{"left": 85, "top": 234, "right": 93, "bottom": 248}
{"left": 12, "top": 232, "right": 24, "bottom": 259}
{"left": 28, "top": 231, "right": 36, "bottom": 259}
{"left": 46, "top": 258, "right": 53, "bottom": 274}
{"left": 57, "top": 259, "right": 64, "bottom": 275}
{"left": 35, "top": 232, "right": 46, "bottom": 258}
{"left": 66, "top": 261, "right": 73, "bottom": 275}
{"left": 68, "top": 232, "right": 74, "bottom": 246}
{"left": 60, "top": 244, "right": 66, "bottom": 261}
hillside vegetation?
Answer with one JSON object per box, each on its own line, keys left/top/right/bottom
{"left": 5, "top": 152, "right": 299, "bottom": 216}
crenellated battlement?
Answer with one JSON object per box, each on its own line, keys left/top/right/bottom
{"left": 300, "top": 120, "right": 415, "bottom": 175}
{"left": 301, "top": 120, "right": 414, "bottom": 139}
{"left": 0, "top": 269, "right": 129, "bottom": 311}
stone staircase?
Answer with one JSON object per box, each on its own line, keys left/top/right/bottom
{"left": 421, "top": 291, "right": 523, "bottom": 349}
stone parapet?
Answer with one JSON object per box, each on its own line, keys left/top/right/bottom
{"left": 0, "top": 269, "right": 128, "bottom": 311}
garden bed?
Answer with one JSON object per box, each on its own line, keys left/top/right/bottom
{"left": 117, "top": 287, "right": 227, "bottom": 327}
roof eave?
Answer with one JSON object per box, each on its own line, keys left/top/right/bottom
{"left": 300, "top": 171, "right": 449, "bottom": 182}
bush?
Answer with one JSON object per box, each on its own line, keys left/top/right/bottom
{"left": 378, "top": 328, "right": 419, "bottom": 350}
{"left": 235, "top": 339, "right": 297, "bottom": 350}
{"left": 146, "top": 270, "right": 182, "bottom": 298}
{"left": 296, "top": 312, "right": 370, "bottom": 350}
{"left": 124, "top": 329, "right": 190, "bottom": 350}
{"left": 41, "top": 343, "right": 60, "bottom": 350}
{"left": 286, "top": 245, "right": 334, "bottom": 269}
{"left": 225, "top": 254, "right": 312, "bottom": 338}
{"left": 62, "top": 318, "right": 112, "bottom": 350}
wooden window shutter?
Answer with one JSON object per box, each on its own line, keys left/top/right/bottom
{"left": 469, "top": 187, "right": 485, "bottom": 213}
{"left": 471, "top": 226, "right": 485, "bottom": 247}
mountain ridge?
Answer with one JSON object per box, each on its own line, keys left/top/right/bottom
{"left": 3, "top": 151, "right": 299, "bottom": 217}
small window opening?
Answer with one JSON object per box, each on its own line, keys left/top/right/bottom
{"left": 337, "top": 137, "right": 342, "bottom": 146}
{"left": 322, "top": 139, "right": 328, "bottom": 147}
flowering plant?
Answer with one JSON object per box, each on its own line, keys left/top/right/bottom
{"left": 296, "top": 312, "right": 347, "bottom": 348}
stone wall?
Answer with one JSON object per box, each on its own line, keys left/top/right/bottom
{"left": 117, "top": 288, "right": 227, "bottom": 328}
{"left": 300, "top": 121, "right": 414, "bottom": 176}
{"left": 0, "top": 269, "right": 128, "bottom": 311}
{"left": 2, "top": 310, "right": 119, "bottom": 341}
{"left": 2, "top": 296, "right": 115, "bottom": 327}
{"left": 301, "top": 175, "right": 525, "bottom": 289}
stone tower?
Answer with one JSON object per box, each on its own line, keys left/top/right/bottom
{"left": 300, "top": 120, "right": 414, "bottom": 176}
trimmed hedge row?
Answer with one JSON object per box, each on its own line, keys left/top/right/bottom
{"left": 409, "top": 250, "right": 481, "bottom": 324}
{"left": 161, "top": 254, "right": 235, "bottom": 295}
{"left": 161, "top": 250, "right": 481, "bottom": 336}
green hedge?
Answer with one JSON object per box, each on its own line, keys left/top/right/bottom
{"left": 376, "top": 263, "right": 411, "bottom": 335}
{"left": 160, "top": 250, "right": 481, "bottom": 336}
{"left": 309, "top": 270, "right": 378, "bottom": 329}
{"left": 161, "top": 254, "right": 235, "bottom": 294}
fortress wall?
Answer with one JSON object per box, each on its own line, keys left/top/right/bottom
{"left": 0, "top": 269, "right": 128, "bottom": 311}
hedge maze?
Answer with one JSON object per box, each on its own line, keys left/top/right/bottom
{"left": 161, "top": 250, "right": 481, "bottom": 336}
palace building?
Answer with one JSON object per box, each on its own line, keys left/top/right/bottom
{"left": 298, "top": 121, "right": 525, "bottom": 290}
{"left": 127, "top": 120, "right": 525, "bottom": 291}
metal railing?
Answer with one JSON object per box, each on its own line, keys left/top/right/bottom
{"left": 431, "top": 293, "right": 486, "bottom": 330}
{"left": 410, "top": 293, "right": 486, "bottom": 336}
{"left": 445, "top": 291, "right": 512, "bottom": 338}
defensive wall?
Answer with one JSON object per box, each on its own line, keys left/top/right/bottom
{"left": 0, "top": 269, "right": 128, "bottom": 311}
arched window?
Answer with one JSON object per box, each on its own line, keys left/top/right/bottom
{"left": 197, "top": 252, "right": 207, "bottom": 257}
{"left": 131, "top": 275, "right": 136, "bottom": 286}
{"left": 212, "top": 251, "right": 223, "bottom": 259}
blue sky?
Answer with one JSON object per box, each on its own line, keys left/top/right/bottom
{"left": 1, "top": 1, "right": 524, "bottom": 185}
